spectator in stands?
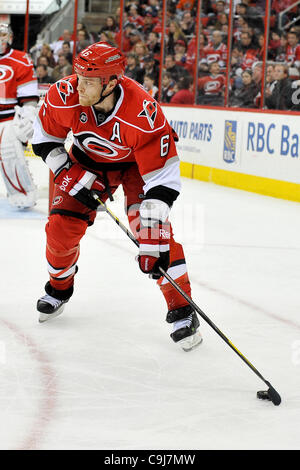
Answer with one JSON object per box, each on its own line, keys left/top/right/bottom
{"left": 115, "top": 22, "right": 135, "bottom": 53}
{"left": 143, "top": 53, "right": 159, "bottom": 85}
{"left": 269, "top": 30, "right": 281, "bottom": 59}
{"left": 201, "top": 30, "right": 227, "bottom": 71}
{"left": 241, "top": 0, "right": 264, "bottom": 16}
{"left": 213, "top": 13, "right": 229, "bottom": 32}
{"left": 38, "top": 43, "right": 56, "bottom": 68}
{"left": 230, "top": 69, "right": 258, "bottom": 108}
{"left": 36, "top": 64, "right": 54, "bottom": 84}
{"left": 235, "top": 2, "right": 248, "bottom": 16}
{"left": 99, "top": 30, "right": 118, "bottom": 46}
{"left": 115, "top": 7, "right": 129, "bottom": 29}
{"left": 51, "top": 54, "right": 73, "bottom": 82}
{"left": 275, "top": 32, "right": 288, "bottom": 62}
{"left": 185, "top": 33, "right": 207, "bottom": 75}
{"left": 251, "top": 62, "right": 263, "bottom": 107}
{"left": 233, "top": 15, "right": 250, "bottom": 42}
{"left": 176, "top": 0, "right": 196, "bottom": 17}
{"left": 266, "top": 64, "right": 276, "bottom": 94}
{"left": 98, "top": 16, "right": 118, "bottom": 36}
{"left": 128, "top": 4, "right": 145, "bottom": 30}
{"left": 143, "top": 74, "right": 159, "bottom": 99}
{"left": 50, "top": 29, "right": 73, "bottom": 62}
{"left": 180, "top": 11, "right": 195, "bottom": 36}
{"left": 36, "top": 55, "right": 54, "bottom": 76}
{"left": 146, "top": 31, "right": 161, "bottom": 57}
{"left": 239, "top": 31, "right": 258, "bottom": 56}
{"left": 61, "top": 41, "right": 73, "bottom": 64}
{"left": 252, "top": 62, "right": 262, "bottom": 86}
{"left": 197, "top": 61, "right": 225, "bottom": 106}
{"left": 207, "top": 1, "right": 227, "bottom": 29}
{"left": 76, "top": 29, "right": 92, "bottom": 54}
{"left": 77, "top": 21, "right": 96, "bottom": 42}
{"left": 132, "top": 41, "right": 149, "bottom": 66}
{"left": 166, "top": 20, "right": 187, "bottom": 55}
{"left": 128, "top": 29, "right": 144, "bottom": 50}
{"left": 170, "top": 75, "right": 194, "bottom": 104}
{"left": 164, "top": 54, "right": 190, "bottom": 82}
{"left": 161, "top": 71, "right": 176, "bottom": 103}
{"left": 174, "top": 39, "right": 188, "bottom": 68}
{"left": 142, "top": 13, "right": 155, "bottom": 36}
{"left": 265, "top": 63, "right": 293, "bottom": 110}
{"left": 124, "top": 53, "right": 144, "bottom": 83}
{"left": 143, "top": 0, "right": 160, "bottom": 18}
{"left": 285, "top": 30, "right": 300, "bottom": 68}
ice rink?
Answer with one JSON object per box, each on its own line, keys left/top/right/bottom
{"left": 0, "top": 176, "right": 300, "bottom": 450}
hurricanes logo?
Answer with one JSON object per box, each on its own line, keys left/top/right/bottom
{"left": 56, "top": 79, "right": 74, "bottom": 104}
{"left": 52, "top": 195, "right": 63, "bottom": 206}
{"left": 138, "top": 100, "right": 157, "bottom": 129}
{"left": 0, "top": 65, "right": 14, "bottom": 83}
{"left": 74, "top": 131, "right": 131, "bottom": 160}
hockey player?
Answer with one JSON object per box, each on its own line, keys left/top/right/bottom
{"left": 0, "top": 23, "right": 38, "bottom": 209}
{"left": 32, "top": 41, "right": 202, "bottom": 351}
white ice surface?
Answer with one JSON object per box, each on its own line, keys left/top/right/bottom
{"left": 0, "top": 178, "right": 300, "bottom": 450}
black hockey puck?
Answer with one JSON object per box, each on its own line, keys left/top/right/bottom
{"left": 257, "top": 390, "right": 271, "bottom": 400}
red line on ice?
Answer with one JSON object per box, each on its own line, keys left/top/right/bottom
{"left": 1, "top": 319, "right": 57, "bottom": 450}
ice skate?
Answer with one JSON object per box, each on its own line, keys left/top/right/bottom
{"left": 37, "top": 294, "right": 69, "bottom": 323}
{"left": 167, "top": 305, "right": 203, "bottom": 352}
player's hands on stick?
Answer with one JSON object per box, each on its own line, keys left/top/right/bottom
{"left": 54, "top": 162, "right": 105, "bottom": 210}
{"left": 137, "top": 199, "right": 171, "bottom": 279}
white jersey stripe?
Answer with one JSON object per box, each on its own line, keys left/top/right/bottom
{"left": 143, "top": 158, "right": 181, "bottom": 195}
{"left": 160, "top": 263, "right": 187, "bottom": 285}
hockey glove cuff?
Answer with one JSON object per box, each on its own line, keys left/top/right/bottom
{"left": 137, "top": 199, "right": 171, "bottom": 279}
{"left": 54, "top": 162, "right": 105, "bottom": 210}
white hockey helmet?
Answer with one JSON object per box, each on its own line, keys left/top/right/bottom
{"left": 0, "top": 23, "right": 13, "bottom": 54}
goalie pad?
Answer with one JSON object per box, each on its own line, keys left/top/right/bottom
{"left": 0, "top": 120, "right": 37, "bottom": 209}
{"left": 12, "top": 104, "right": 37, "bottom": 144}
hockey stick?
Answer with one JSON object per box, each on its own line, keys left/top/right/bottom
{"left": 95, "top": 196, "right": 281, "bottom": 406}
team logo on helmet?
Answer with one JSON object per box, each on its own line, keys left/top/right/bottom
{"left": 138, "top": 100, "right": 157, "bottom": 129}
{"left": 0, "top": 64, "right": 14, "bottom": 83}
{"left": 56, "top": 79, "right": 74, "bottom": 104}
{"left": 75, "top": 132, "right": 131, "bottom": 161}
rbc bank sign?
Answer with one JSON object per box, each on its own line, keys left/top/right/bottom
{"left": 223, "top": 119, "right": 300, "bottom": 162}
{"left": 246, "top": 122, "right": 299, "bottom": 157}
{"left": 223, "top": 120, "right": 237, "bottom": 163}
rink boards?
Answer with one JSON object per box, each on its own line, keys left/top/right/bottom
{"left": 162, "top": 105, "right": 300, "bottom": 202}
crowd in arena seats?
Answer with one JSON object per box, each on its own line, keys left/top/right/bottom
{"left": 29, "top": 0, "right": 300, "bottom": 110}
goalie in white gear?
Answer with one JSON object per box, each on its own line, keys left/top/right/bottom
{"left": 0, "top": 23, "right": 38, "bottom": 209}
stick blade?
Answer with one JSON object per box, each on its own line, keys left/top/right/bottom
{"left": 264, "top": 381, "right": 282, "bottom": 406}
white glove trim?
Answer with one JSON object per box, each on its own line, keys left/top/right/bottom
{"left": 45, "top": 148, "right": 69, "bottom": 175}
{"left": 140, "top": 199, "right": 170, "bottom": 225}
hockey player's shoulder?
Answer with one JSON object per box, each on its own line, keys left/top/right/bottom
{"left": 8, "top": 49, "right": 34, "bottom": 67}
{"left": 46, "top": 74, "right": 79, "bottom": 108}
{"left": 119, "top": 76, "right": 165, "bottom": 132}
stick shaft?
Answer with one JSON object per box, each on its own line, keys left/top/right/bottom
{"left": 96, "top": 197, "right": 270, "bottom": 387}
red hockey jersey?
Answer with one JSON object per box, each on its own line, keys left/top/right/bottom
{"left": 198, "top": 74, "right": 225, "bottom": 94}
{"left": 285, "top": 44, "right": 300, "bottom": 66}
{"left": 0, "top": 48, "right": 38, "bottom": 122}
{"left": 33, "top": 75, "right": 180, "bottom": 194}
{"left": 202, "top": 42, "right": 227, "bottom": 67}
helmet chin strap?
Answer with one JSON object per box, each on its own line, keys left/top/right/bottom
{"left": 94, "top": 81, "right": 117, "bottom": 106}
